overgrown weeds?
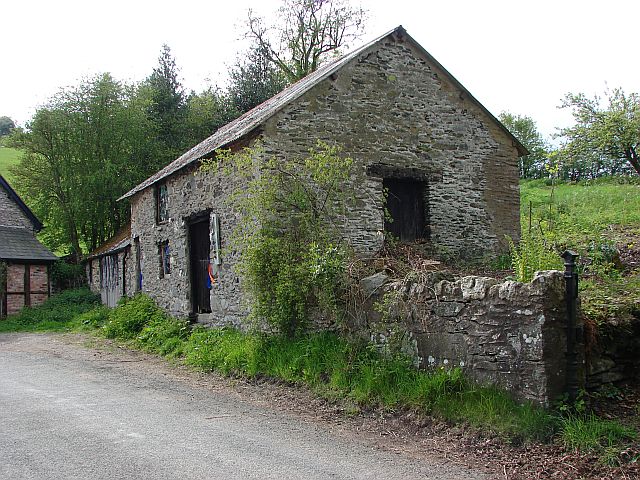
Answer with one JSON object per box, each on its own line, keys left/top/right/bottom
{"left": 1, "top": 289, "right": 637, "bottom": 462}
{"left": 0, "top": 288, "right": 99, "bottom": 332}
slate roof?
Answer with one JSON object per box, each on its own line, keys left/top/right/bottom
{"left": 119, "top": 26, "right": 527, "bottom": 201}
{"left": 0, "top": 226, "right": 57, "bottom": 262}
{"left": 0, "top": 174, "right": 43, "bottom": 231}
{"left": 86, "top": 224, "right": 131, "bottom": 260}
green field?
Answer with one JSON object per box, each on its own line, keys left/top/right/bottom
{"left": 520, "top": 177, "right": 640, "bottom": 324}
{"left": 0, "top": 146, "right": 21, "bottom": 180}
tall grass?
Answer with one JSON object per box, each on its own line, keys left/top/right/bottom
{"left": 1, "top": 290, "right": 636, "bottom": 457}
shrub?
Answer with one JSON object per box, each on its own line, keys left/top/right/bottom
{"left": 102, "top": 294, "right": 165, "bottom": 339}
{"left": 0, "top": 288, "right": 99, "bottom": 332}
{"left": 137, "top": 316, "right": 191, "bottom": 356}
{"left": 507, "top": 233, "right": 563, "bottom": 282}
{"left": 73, "top": 305, "right": 110, "bottom": 329}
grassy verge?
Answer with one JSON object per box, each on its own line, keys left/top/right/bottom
{"left": 1, "top": 290, "right": 636, "bottom": 459}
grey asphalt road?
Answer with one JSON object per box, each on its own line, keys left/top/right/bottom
{"left": 0, "top": 333, "right": 487, "bottom": 480}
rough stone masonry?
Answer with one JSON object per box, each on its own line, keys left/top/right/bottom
{"left": 361, "top": 270, "right": 582, "bottom": 406}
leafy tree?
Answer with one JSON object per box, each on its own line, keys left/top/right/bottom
{"left": 10, "top": 74, "right": 157, "bottom": 257}
{"left": 185, "top": 87, "right": 239, "bottom": 145}
{"left": 227, "top": 44, "right": 289, "bottom": 113}
{"left": 0, "top": 116, "right": 15, "bottom": 136}
{"left": 140, "top": 44, "right": 188, "bottom": 164}
{"left": 245, "top": 0, "right": 367, "bottom": 82}
{"left": 499, "top": 112, "right": 549, "bottom": 179}
{"left": 560, "top": 88, "right": 640, "bottom": 176}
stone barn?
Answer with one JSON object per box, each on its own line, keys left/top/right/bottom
{"left": 119, "top": 26, "right": 526, "bottom": 325}
{"left": 86, "top": 225, "right": 135, "bottom": 307}
{"left": 0, "top": 174, "right": 57, "bottom": 317}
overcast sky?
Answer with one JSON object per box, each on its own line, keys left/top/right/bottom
{"left": 3, "top": 0, "right": 638, "bottom": 139}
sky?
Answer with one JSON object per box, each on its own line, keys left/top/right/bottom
{"left": 2, "top": 0, "right": 639, "bottom": 139}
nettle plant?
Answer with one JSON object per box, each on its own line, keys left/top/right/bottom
{"left": 201, "top": 141, "right": 355, "bottom": 337}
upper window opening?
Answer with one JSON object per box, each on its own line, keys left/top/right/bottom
{"left": 156, "top": 183, "right": 169, "bottom": 223}
{"left": 383, "top": 178, "right": 427, "bottom": 242}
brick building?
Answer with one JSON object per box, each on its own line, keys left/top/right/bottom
{"left": 116, "top": 26, "right": 526, "bottom": 325}
{"left": 0, "top": 174, "right": 57, "bottom": 317}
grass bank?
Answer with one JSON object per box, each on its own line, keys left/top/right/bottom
{"left": 520, "top": 177, "right": 640, "bottom": 325}
{"left": 0, "top": 146, "right": 21, "bottom": 180}
{"left": 1, "top": 290, "right": 636, "bottom": 459}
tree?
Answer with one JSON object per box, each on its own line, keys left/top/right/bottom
{"left": 184, "top": 87, "right": 239, "bottom": 145}
{"left": 227, "top": 44, "right": 289, "bottom": 113}
{"left": 141, "top": 44, "right": 188, "bottom": 164}
{"left": 498, "top": 112, "right": 549, "bottom": 179}
{"left": 560, "top": 88, "right": 640, "bottom": 176}
{"left": 245, "top": 0, "right": 367, "bottom": 82}
{"left": 10, "top": 74, "right": 158, "bottom": 257}
{"left": 0, "top": 116, "right": 16, "bottom": 136}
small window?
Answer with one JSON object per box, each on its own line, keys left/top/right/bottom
{"left": 156, "top": 183, "right": 169, "bottom": 223}
{"left": 159, "top": 241, "right": 171, "bottom": 278}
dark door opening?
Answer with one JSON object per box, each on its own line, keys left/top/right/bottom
{"left": 189, "top": 218, "right": 211, "bottom": 314}
{"left": 384, "top": 178, "right": 426, "bottom": 242}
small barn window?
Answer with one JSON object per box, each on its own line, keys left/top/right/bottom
{"left": 156, "top": 183, "right": 169, "bottom": 223}
{"left": 383, "top": 178, "right": 427, "bottom": 242}
{"left": 159, "top": 241, "right": 171, "bottom": 277}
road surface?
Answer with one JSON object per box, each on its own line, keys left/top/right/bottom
{"left": 0, "top": 333, "right": 487, "bottom": 479}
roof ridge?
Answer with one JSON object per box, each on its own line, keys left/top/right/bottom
{"left": 119, "top": 26, "right": 402, "bottom": 201}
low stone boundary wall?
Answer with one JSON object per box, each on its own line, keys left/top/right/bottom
{"left": 360, "top": 270, "right": 582, "bottom": 406}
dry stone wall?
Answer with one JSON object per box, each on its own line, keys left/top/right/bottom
{"left": 361, "top": 270, "right": 580, "bottom": 405}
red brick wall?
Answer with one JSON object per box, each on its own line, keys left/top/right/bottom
{"left": 3, "top": 263, "right": 50, "bottom": 315}
{"left": 7, "top": 264, "right": 25, "bottom": 294}
{"left": 30, "top": 293, "right": 48, "bottom": 308}
{"left": 30, "top": 265, "right": 49, "bottom": 294}
{"left": 7, "top": 294, "right": 24, "bottom": 314}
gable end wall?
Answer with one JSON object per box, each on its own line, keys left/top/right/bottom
{"left": 261, "top": 35, "right": 520, "bottom": 256}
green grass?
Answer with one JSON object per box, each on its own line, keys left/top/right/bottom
{"left": 0, "top": 290, "right": 636, "bottom": 458}
{"left": 519, "top": 177, "right": 640, "bottom": 324}
{"left": 0, "top": 288, "right": 100, "bottom": 333}
{"left": 0, "top": 146, "right": 21, "bottom": 180}
{"left": 520, "top": 177, "right": 640, "bottom": 246}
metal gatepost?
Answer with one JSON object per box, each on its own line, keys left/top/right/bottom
{"left": 561, "top": 250, "right": 580, "bottom": 403}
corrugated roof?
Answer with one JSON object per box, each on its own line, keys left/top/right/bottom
{"left": 0, "top": 226, "right": 58, "bottom": 262}
{"left": 119, "top": 25, "right": 527, "bottom": 201}
{"left": 86, "top": 224, "right": 131, "bottom": 260}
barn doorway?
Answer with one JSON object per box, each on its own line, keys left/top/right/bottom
{"left": 383, "top": 178, "right": 427, "bottom": 242}
{"left": 189, "top": 216, "right": 211, "bottom": 314}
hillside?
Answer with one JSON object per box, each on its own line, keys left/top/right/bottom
{"left": 520, "top": 177, "right": 640, "bottom": 325}
{"left": 0, "top": 146, "right": 21, "bottom": 180}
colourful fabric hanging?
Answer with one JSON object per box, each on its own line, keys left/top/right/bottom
{"left": 206, "top": 263, "right": 216, "bottom": 289}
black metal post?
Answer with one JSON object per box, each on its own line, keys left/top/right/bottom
{"left": 561, "top": 250, "right": 580, "bottom": 403}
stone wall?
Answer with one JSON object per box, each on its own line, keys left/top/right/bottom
{"left": 130, "top": 165, "right": 247, "bottom": 325}
{"left": 0, "top": 184, "right": 34, "bottom": 231}
{"left": 361, "top": 270, "right": 580, "bottom": 405}
{"left": 128, "top": 32, "right": 520, "bottom": 322}
{"left": 587, "top": 320, "right": 640, "bottom": 388}
{"left": 260, "top": 34, "right": 520, "bottom": 256}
